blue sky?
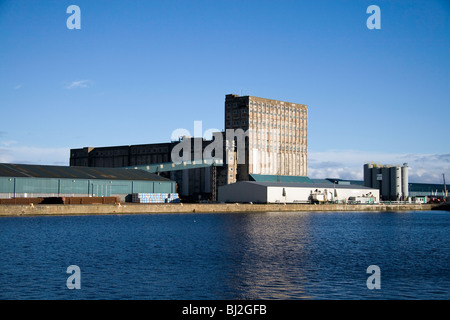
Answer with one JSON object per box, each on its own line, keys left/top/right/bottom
{"left": 0, "top": 0, "right": 449, "bottom": 183}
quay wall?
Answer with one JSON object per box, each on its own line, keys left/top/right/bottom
{"left": 0, "top": 203, "right": 439, "bottom": 217}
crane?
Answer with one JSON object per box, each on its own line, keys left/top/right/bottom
{"left": 444, "top": 173, "right": 448, "bottom": 199}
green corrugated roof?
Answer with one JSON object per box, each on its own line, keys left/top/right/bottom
{"left": 236, "top": 181, "right": 375, "bottom": 190}
{"left": 409, "top": 183, "right": 447, "bottom": 192}
{"left": 0, "top": 163, "right": 172, "bottom": 182}
{"left": 326, "top": 178, "right": 364, "bottom": 186}
{"left": 249, "top": 174, "right": 313, "bottom": 183}
{"left": 124, "top": 159, "right": 223, "bottom": 173}
{"left": 325, "top": 179, "right": 447, "bottom": 192}
{"left": 310, "top": 179, "right": 333, "bottom": 184}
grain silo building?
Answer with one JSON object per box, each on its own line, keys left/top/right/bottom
{"left": 363, "top": 163, "right": 409, "bottom": 201}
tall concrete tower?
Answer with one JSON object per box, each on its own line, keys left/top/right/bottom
{"left": 224, "top": 94, "right": 308, "bottom": 181}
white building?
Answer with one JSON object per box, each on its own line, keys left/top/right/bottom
{"left": 218, "top": 181, "right": 379, "bottom": 204}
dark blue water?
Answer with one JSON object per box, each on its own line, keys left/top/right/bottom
{"left": 0, "top": 211, "right": 449, "bottom": 300}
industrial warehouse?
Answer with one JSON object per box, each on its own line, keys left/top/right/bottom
{"left": 0, "top": 163, "right": 177, "bottom": 204}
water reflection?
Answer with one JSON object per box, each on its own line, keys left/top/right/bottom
{"left": 221, "top": 212, "right": 313, "bottom": 299}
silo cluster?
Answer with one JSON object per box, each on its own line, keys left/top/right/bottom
{"left": 363, "top": 163, "right": 409, "bottom": 201}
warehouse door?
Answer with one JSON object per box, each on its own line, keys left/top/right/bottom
{"left": 91, "top": 184, "right": 111, "bottom": 197}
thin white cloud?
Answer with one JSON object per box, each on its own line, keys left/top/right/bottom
{"left": 65, "top": 80, "right": 93, "bottom": 89}
{"left": 1, "top": 140, "right": 17, "bottom": 147}
{"left": 0, "top": 145, "right": 69, "bottom": 165}
{"left": 14, "top": 84, "right": 22, "bottom": 90}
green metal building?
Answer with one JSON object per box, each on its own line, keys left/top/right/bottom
{"left": 0, "top": 163, "right": 176, "bottom": 201}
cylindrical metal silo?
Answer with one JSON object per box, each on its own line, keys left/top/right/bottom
{"left": 364, "top": 163, "right": 373, "bottom": 188}
{"left": 381, "top": 165, "right": 391, "bottom": 200}
{"left": 402, "top": 163, "right": 409, "bottom": 200}
{"left": 395, "top": 166, "right": 402, "bottom": 200}
{"left": 372, "top": 164, "right": 381, "bottom": 191}
{"left": 390, "top": 167, "right": 397, "bottom": 200}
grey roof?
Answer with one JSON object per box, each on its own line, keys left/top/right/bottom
{"left": 234, "top": 181, "right": 376, "bottom": 190}
{"left": 249, "top": 174, "right": 313, "bottom": 183}
{"left": 0, "top": 163, "right": 172, "bottom": 182}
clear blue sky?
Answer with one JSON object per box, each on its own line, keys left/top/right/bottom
{"left": 0, "top": 0, "right": 449, "bottom": 183}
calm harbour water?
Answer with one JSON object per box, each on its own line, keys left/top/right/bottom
{"left": 0, "top": 210, "right": 449, "bottom": 300}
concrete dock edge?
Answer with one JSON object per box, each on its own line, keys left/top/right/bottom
{"left": 0, "top": 203, "right": 439, "bottom": 217}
